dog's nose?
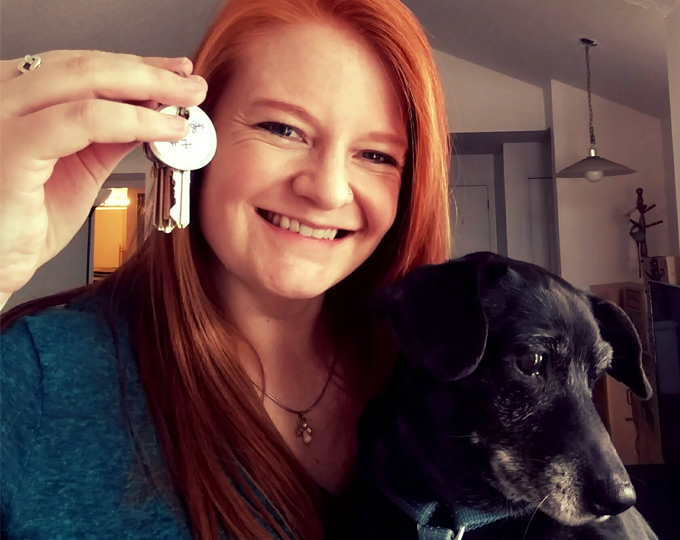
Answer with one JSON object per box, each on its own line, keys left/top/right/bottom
{"left": 590, "top": 479, "right": 636, "bottom": 517}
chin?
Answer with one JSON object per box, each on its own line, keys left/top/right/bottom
{"left": 260, "top": 274, "right": 335, "bottom": 301}
{"left": 260, "top": 261, "right": 357, "bottom": 301}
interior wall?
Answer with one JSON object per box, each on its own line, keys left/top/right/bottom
{"left": 661, "top": 116, "right": 679, "bottom": 254}
{"left": 116, "top": 146, "right": 152, "bottom": 175}
{"left": 450, "top": 154, "right": 498, "bottom": 255}
{"left": 494, "top": 153, "right": 508, "bottom": 256}
{"left": 666, "top": 6, "right": 680, "bottom": 254}
{"left": 123, "top": 188, "right": 144, "bottom": 263}
{"left": 503, "top": 142, "right": 553, "bottom": 266}
{"left": 433, "top": 49, "right": 546, "bottom": 133}
{"left": 552, "top": 80, "right": 670, "bottom": 289}
{"left": 1, "top": 220, "right": 90, "bottom": 313}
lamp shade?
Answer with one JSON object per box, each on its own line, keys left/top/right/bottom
{"left": 557, "top": 146, "right": 636, "bottom": 179}
{"left": 557, "top": 155, "right": 636, "bottom": 178}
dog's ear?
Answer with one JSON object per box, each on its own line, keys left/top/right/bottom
{"left": 374, "top": 260, "right": 489, "bottom": 381}
{"left": 588, "top": 295, "right": 652, "bottom": 400}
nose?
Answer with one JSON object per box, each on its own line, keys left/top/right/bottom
{"left": 292, "top": 148, "right": 354, "bottom": 210}
{"left": 558, "top": 393, "right": 638, "bottom": 518}
{"left": 589, "top": 477, "right": 636, "bottom": 517}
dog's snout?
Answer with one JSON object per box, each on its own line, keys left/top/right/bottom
{"left": 590, "top": 478, "right": 636, "bottom": 517}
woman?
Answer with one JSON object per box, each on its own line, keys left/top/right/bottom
{"left": 0, "top": 0, "right": 450, "bottom": 538}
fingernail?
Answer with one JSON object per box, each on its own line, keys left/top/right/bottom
{"left": 165, "top": 114, "right": 189, "bottom": 132}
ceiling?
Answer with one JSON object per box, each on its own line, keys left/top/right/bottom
{"left": 1, "top": 0, "right": 677, "bottom": 119}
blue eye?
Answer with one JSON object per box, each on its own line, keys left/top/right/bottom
{"left": 362, "top": 151, "right": 397, "bottom": 166}
{"left": 259, "top": 122, "right": 297, "bottom": 138}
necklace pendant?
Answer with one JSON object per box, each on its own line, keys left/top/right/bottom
{"left": 295, "top": 414, "right": 313, "bottom": 444}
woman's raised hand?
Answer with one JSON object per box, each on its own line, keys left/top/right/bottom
{"left": 0, "top": 50, "right": 207, "bottom": 306}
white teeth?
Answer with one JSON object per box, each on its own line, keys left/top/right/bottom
{"left": 265, "top": 211, "right": 339, "bottom": 240}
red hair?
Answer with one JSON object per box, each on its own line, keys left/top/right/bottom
{"left": 194, "top": 0, "right": 450, "bottom": 285}
{"left": 2, "top": 1, "right": 450, "bottom": 539}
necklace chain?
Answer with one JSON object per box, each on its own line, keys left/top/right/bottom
{"left": 251, "top": 354, "right": 338, "bottom": 444}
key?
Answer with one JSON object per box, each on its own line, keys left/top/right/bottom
{"left": 169, "top": 169, "right": 191, "bottom": 228}
{"left": 144, "top": 105, "right": 217, "bottom": 233}
{"left": 144, "top": 149, "right": 177, "bottom": 233}
{"left": 146, "top": 160, "right": 174, "bottom": 233}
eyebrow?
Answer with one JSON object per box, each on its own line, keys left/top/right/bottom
{"left": 250, "top": 98, "right": 408, "bottom": 149}
{"left": 364, "top": 131, "right": 409, "bottom": 149}
{"left": 251, "top": 98, "right": 318, "bottom": 125}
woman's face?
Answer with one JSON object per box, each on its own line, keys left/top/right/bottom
{"left": 200, "top": 22, "right": 407, "bottom": 302}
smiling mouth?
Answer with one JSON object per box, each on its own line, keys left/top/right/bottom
{"left": 257, "top": 209, "right": 351, "bottom": 240}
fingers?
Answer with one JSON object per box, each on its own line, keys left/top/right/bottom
{"left": 4, "top": 100, "right": 191, "bottom": 165}
{"left": 1, "top": 50, "right": 192, "bottom": 83}
{"left": 2, "top": 51, "right": 207, "bottom": 117}
{"left": 0, "top": 50, "right": 204, "bottom": 297}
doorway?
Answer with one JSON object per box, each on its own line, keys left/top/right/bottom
{"left": 88, "top": 173, "right": 146, "bottom": 283}
{"left": 450, "top": 129, "right": 559, "bottom": 274}
{"left": 450, "top": 184, "right": 493, "bottom": 257}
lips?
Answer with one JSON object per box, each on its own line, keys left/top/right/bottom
{"left": 258, "top": 209, "right": 350, "bottom": 239}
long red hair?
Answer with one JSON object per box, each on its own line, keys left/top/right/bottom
{"left": 2, "top": 1, "right": 450, "bottom": 538}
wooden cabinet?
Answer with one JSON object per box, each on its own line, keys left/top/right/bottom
{"left": 589, "top": 282, "right": 664, "bottom": 465}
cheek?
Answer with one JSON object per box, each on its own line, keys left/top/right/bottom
{"left": 198, "top": 156, "right": 246, "bottom": 243}
{"left": 202, "top": 138, "right": 303, "bottom": 203}
{"left": 201, "top": 151, "right": 237, "bottom": 207}
{"left": 361, "top": 176, "right": 401, "bottom": 237}
{"left": 199, "top": 143, "right": 267, "bottom": 216}
{"left": 199, "top": 171, "right": 231, "bottom": 237}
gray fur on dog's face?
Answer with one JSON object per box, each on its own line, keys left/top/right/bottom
{"left": 372, "top": 252, "right": 652, "bottom": 527}
{"left": 473, "top": 268, "right": 624, "bottom": 525}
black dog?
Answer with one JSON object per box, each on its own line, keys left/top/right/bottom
{"left": 355, "top": 252, "right": 658, "bottom": 540}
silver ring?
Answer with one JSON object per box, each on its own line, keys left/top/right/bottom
{"left": 18, "top": 54, "right": 41, "bottom": 74}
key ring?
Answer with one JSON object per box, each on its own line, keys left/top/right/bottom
{"left": 18, "top": 54, "right": 42, "bottom": 74}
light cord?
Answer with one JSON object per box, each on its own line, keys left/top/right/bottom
{"left": 586, "top": 44, "right": 597, "bottom": 149}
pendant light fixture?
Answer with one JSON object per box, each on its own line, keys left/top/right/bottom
{"left": 557, "top": 38, "right": 636, "bottom": 182}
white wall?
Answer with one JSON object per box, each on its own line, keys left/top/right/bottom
{"left": 552, "top": 80, "right": 670, "bottom": 289}
{"left": 503, "top": 142, "right": 553, "bottom": 266}
{"left": 433, "top": 49, "right": 546, "bottom": 133}
{"left": 661, "top": 115, "right": 678, "bottom": 253}
{"left": 451, "top": 154, "right": 498, "bottom": 254}
{"left": 116, "top": 145, "right": 151, "bottom": 174}
{"left": 2, "top": 219, "right": 91, "bottom": 312}
{"left": 666, "top": 6, "right": 680, "bottom": 253}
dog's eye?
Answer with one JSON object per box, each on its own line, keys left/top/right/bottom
{"left": 516, "top": 352, "right": 545, "bottom": 375}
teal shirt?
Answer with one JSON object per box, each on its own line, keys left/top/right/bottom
{"left": 0, "top": 301, "right": 288, "bottom": 539}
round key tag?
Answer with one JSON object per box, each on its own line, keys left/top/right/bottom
{"left": 147, "top": 105, "right": 217, "bottom": 171}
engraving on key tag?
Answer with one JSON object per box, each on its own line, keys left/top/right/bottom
{"left": 147, "top": 105, "right": 217, "bottom": 171}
